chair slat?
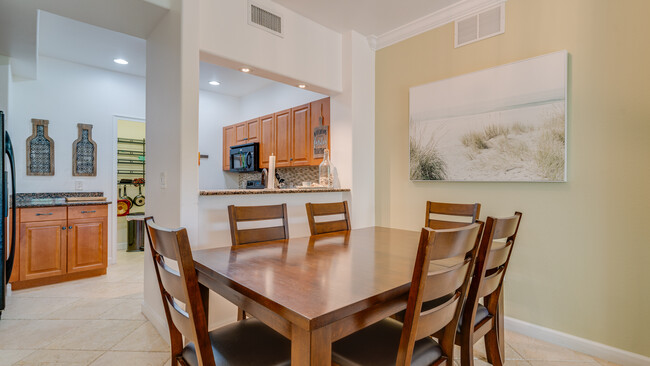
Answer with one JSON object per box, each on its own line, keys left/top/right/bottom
{"left": 478, "top": 266, "right": 505, "bottom": 298}
{"left": 165, "top": 294, "right": 195, "bottom": 343}
{"left": 415, "top": 293, "right": 461, "bottom": 339}
{"left": 429, "top": 223, "right": 482, "bottom": 260}
{"left": 422, "top": 259, "right": 471, "bottom": 302}
{"left": 156, "top": 256, "right": 188, "bottom": 304}
{"left": 426, "top": 220, "right": 474, "bottom": 230}
{"left": 427, "top": 201, "right": 480, "bottom": 217}
{"left": 310, "top": 202, "right": 347, "bottom": 216}
{"left": 233, "top": 205, "right": 286, "bottom": 221}
{"left": 314, "top": 220, "right": 349, "bottom": 235}
{"left": 150, "top": 228, "right": 179, "bottom": 261}
{"left": 485, "top": 241, "right": 513, "bottom": 270}
{"left": 492, "top": 215, "right": 520, "bottom": 239}
{"left": 237, "top": 226, "right": 287, "bottom": 245}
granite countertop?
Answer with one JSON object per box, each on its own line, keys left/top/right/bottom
{"left": 14, "top": 192, "right": 111, "bottom": 208}
{"left": 200, "top": 188, "right": 351, "bottom": 195}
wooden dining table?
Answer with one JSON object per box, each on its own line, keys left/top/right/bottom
{"left": 193, "top": 226, "right": 432, "bottom": 365}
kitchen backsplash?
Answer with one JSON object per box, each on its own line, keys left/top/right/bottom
{"left": 237, "top": 166, "right": 319, "bottom": 188}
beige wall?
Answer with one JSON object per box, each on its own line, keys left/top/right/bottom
{"left": 375, "top": 0, "right": 650, "bottom": 357}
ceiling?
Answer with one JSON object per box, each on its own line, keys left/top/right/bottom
{"left": 271, "top": 0, "right": 461, "bottom": 37}
{"left": 199, "top": 62, "right": 275, "bottom": 97}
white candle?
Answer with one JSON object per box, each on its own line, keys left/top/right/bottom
{"left": 268, "top": 154, "right": 276, "bottom": 189}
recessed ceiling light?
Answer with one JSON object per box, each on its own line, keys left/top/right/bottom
{"left": 240, "top": 67, "right": 250, "bottom": 73}
{"left": 298, "top": 84, "right": 307, "bottom": 89}
{"left": 113, "top": 58, "right": 129, "bottom": 65}
{"left": 209, "top": 80, "right": 221, "bottom": 86}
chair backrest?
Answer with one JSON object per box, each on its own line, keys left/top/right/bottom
{"left": 144, "top": 217, "right": 215, "bottom": 366}
{"left": 397, "top": 222, "right": 483, "bottom": 365}
{"left": 461, "top": 212, "right": 522, "bottom": 334}
{"left": 425, "top": 201, "right": 481, "bottom": 230}
{"left": 228, "top": 204, "right": 289, "bottom": 246}
{"left": 305, "top": 201, "right": 351, "bottom": 235}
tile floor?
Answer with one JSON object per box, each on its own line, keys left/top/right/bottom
{"left": 0, "top": 251, "right": 619, "bottom": 366}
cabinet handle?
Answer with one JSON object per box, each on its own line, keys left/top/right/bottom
{"left": 81, "top": 210, "right": 96, "bottom": 214}
{"left": 62, "top": 226, "right": 66, "bottom": 230}
{"left": 69, "top": 226, "right": 73, "bottom": 229}
{"left": 36, "top": 213, "right": 53, "bottom": 216}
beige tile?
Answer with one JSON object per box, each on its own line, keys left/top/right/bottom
{"left": 45, "top": 320, "right": 144, "bottom": 351}
{"left": 111, "top": 322, "right": 169, "bottom": 352}
{"left": 0, "top": 350, "right": 34, "bottom": 366}
{"left": 15, "top": 350, "right": 103, "bottom": 365}
{"left": 0, "top": 319, "right": 83, "bottom": 350}
{"left": 591, "top": 357, "right": 621, "bottom": 366}
{"left": 89, "top": 351, "right": 169, "bottom": 366}
{"left": 2, "top": 296, "right": 80, "bottom": 320}
{"left": 528, "top": 362, "right": 598, "bottom": 366}
{"left": 98, "top": 299, "right": 146, "bottom": 321}
{"left": 506, "top": 331, "right": 594, "bottom": 362}
{"left": 46, "top": 299, "right": 125, "bottom": 320}
{"left": 472, "top": 335, "right": 524, "bottom": 360}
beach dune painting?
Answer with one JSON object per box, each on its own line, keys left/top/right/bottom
{"left": 409, "top": 51, "right": 567, "bottom": 182}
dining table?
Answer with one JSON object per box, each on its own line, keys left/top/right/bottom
{"left": 192, "top": 226, "right": 448, "bottom": 365}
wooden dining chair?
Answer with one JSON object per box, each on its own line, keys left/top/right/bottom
{"left": 425, "top": 201, "right": 481, "bottom": 229}
{"left": 456, "top": 212, "right": 522, "bottom": 366}
{"left": 228, "top": 203, "right": 289, "bottom": 320}
{"left": 331, "top": 222, "right": 483, "bottom": 366}
{"left": 305, "top": 201, "right": 351, "bottom": 235}
{"left": 144, "top": 217, "right": 291, "bottom": 366}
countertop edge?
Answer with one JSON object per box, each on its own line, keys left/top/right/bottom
{"left": 15, "top": 201, "right": 112, "bottom": 208}
{"left": 200, "top": 188, "right": 351, "bottom": 196}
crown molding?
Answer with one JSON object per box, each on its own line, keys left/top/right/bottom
{"left": 369, "top": 0, "right": 507, "bottom": 51}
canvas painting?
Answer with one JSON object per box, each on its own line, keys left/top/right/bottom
{"left": 409, "top": 51, "right": 567, "bottom": 182}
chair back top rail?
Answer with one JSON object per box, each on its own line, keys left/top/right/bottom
{"left": 306, "top": 201, "right": 351, "bottom": 235}
{"left": 425, "top": 201, "right": 481, "bottom": 229}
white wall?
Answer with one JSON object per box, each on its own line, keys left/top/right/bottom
{"left": 0, "top": 63, "right": 11, "bottom": 115}
{"left": 10, "top": 56, "right": 145, "bottom": 194}
{"left": 238, "top": 83, "right": 326, "bottom": 121}
{"left": 198, "top": 90, "right": 239, "bottom": 190}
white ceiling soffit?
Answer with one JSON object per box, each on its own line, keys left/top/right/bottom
{"left": 39, "top": 11, "right": 146, "bottom": 78}
{"left": 0, "top": 0, "right": 168, "bottom": 79}
{"left": 199, "top": 61, "right": 275, "bottom": 98}
{"left": 370, "top": 0, "right": 507, "bottom": 50}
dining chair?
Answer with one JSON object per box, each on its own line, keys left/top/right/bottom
{"left": 456, "top": 212, "right": 522, "bottom": 366}
{"left": 425, "top": 201, "right": 481, "bottom": 229}
{"left": 144, "top": 217, "right": 291, "bottom": 366}
{"left": 331, "top": 222, "right": 483, "bottom": 366}
{"left": 305, "top": 201, "right": 351, "bottom": 235}
{"left": 227, "top": 203, "right": 289, "bottom": 320}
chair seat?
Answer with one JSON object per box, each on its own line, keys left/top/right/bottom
{"left": 332, "top": 318, "right": 442, "bottom": 366}
{"left": 460, "top": 303, "right": 490, "bottom": 329}
{"left": 181, "top": 318, "right": 291, "bottom": 366}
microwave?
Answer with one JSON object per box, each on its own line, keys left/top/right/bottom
{"left": 229, "top": 142, "right": 260, "bottom": 172}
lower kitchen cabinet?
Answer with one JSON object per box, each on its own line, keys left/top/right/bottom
{"left": 11, "top": 204, "right": 109, "bottom": 290}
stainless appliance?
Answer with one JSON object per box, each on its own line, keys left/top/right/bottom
{"left": 0, "top": 111, "right": 16, "bottom": 319}
{"left": 229, "top": 142, "right": 259, "bottom": 172}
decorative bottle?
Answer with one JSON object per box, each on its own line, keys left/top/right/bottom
{"left": 319, "top": 149, "right": 333, "bottom": 187}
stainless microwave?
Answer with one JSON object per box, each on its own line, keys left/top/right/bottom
{"left": 229, "top": 142, "right": 260, "bottom": 172}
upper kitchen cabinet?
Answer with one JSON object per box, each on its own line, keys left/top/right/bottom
{"left": 223, "top": 125, "right": 236, "bottom": 171}
{"left": 309, "top": 97, "right": 330, "bottom": 165}
{"left": 260, "top": 114, "right": 274, "bottom": 168}
{"left": 291, "top": 104, "right": 311, "bottom": 166}
{"left": 246, "top": 118, "right": 260, "bottom": 143}
{"left": 274, "top": 109, "right": 292, "bottom": 167}
{"left": 235, "top": 122, "right": 248, "bottom": 144}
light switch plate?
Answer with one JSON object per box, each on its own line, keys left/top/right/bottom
{"left": 74, "top": 180, "right": 83, "bottom": 191}
{"left": 160, "top": 172, "right": 167, "bottom": 189}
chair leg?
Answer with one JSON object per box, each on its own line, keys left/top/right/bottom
{"left": 484, "top": 328, "right": 503, "bottom": 366}
{"left": 460, "top": 332, "right": 474, "bottom": 366}
{"left": 237, "top": 307, "right": 246, "bottom": 321}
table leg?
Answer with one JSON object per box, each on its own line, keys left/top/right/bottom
{"left": 199, "top": 282, "right": 210, "bottom": 329}
{"left": 291, "top": 324, "right": 331, "bottom": 366}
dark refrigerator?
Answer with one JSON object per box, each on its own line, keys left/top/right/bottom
{"left": 0, "top": 110, "right": 16, "bottom": 319}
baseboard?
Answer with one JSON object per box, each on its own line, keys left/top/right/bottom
{"left": 505, "top": 316, "right": 650, "bottom": 366}
{"left": 141, "top": 300, "right": 170, "bottom": 345}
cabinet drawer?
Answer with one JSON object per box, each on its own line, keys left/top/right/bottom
{"left": 68, "top": 205, "right": 108, "bottom": 219}
{"left": 20, "top": 207, "right": 67, "bottom": 222}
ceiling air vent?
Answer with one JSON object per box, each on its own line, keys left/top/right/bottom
{"left": 248, "top": 1, "right": 283, "bottom": 38}
{"left": 455, "top": 4, "right": 505, "bottom": 48}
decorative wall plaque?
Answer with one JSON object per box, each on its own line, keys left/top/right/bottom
{"left": 313, "top": 125, "right": 329, "bottom": 159}
{"left": 73, "top": 123, "right": 97, "bottom": 176}
{"left": 26, "top": 119, "right": 55, "bottom": 176}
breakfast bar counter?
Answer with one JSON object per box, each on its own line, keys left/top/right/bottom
{"left": 200, "top": 188, "right": 350, "bottom": 195}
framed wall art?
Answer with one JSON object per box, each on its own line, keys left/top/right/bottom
{"left": 72, "top": 123, "right": 97, "bottom": 176}
{"left": 26, "top": 119, "right": 55, "bottom": 176}
{"left": 409, "top": 50, "right": 567, "bottom": 182}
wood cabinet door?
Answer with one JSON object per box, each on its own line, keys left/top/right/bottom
{"left": 291, "top": 104, "right": 311, "bottom": 166}
{"left": 274, "top": 109, "right": 292, "bottom": 167}
{"left": 247, "top": 119, "right": 260, "bottom": 142}
{"left": 67, "top": 217, "right": 107, "bottom": 273}
{"left": 310, "top": 97, "right": 331, "bottom": 165}
{"left": 260, "top": 114, "right": 275, "bottom": 168}
{"left": 223, "top": 125, "right": 236, "bottom": 170}
{"left": 235, "top": 122, "right": 248, "bottom": 144}
{"left": 19, "top": 220, "right": 67, "bottom": 281}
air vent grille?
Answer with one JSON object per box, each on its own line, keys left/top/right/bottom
{"left": 455, "top": 4, "right": 505, "bottom": 48}
{"left": 248, "top": 2, "right": 283, "bottom": 37}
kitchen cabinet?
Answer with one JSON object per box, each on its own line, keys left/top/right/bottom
{"left": 222, "top": 97, "right": 331, "bottom": 170}
{"left": 11, "top": 204, "right": 109, "bottom": 290}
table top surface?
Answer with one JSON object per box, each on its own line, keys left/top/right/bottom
{"left": 193, "top": 226, "right": 425, "bottom": 328}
